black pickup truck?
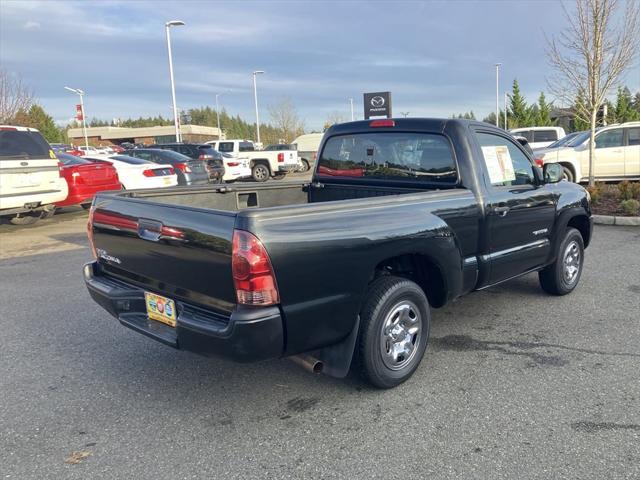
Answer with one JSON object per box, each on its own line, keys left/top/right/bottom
{"left": 84, "top": 118, "right": 592, "bottom": 388}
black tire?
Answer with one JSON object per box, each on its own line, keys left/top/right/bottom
{"left": 252, "top": 164, "right": 270, "bottom": 182}
{"left": 273, "top": 173, "right": 286, "bottom": 180}
{"left": 9, "top": 212, "right": 41, "bottom": 225}
{"left": 356, "top": 276, "right": 430, "bottom": 389}
{"left": 539, "top": 227, "right": 584, "bottom": 295}
{"left": 561, "top": 165, "right": 574, "bottom": 182}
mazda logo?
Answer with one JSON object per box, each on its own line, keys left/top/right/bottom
{"left": 370, "top": 96, "right": 385, "bottom": 107}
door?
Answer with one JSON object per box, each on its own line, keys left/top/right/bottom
{"left": 625, "top": 127, "right": 640, "bottom": 177}
{"left": 476, "top": 131, "right": 556, "bottom": 285}
{"left": 591, "top": 128, "right": 625, "bottom": 178}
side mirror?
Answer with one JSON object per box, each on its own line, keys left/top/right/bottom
{"left": 543, "top": 163, "right": 563, "bottom": 183}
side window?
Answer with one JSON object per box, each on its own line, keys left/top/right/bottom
{"left": 596, "top": 129, "right": 623, "bottom": 148}
{"left": 134, "top": 151, "right": 152, "bottom": 161}
{"left": 477, "top": 132, "right": 536, "bottom": 187}
{"left": 514, "top": 130, "right": 532, "bottom": 142}
{"left": 178, "top": 146, "right": 192, "bottom": 157}
{"left": 151, "top": 154, "right": 169, "bottom": 164}
{"left": 218, "top": 142, "right": 234, "bottom": 153}
{"left": 533, "top": 130, "right": 558, "bottom": 142}
{"left": 627, "top": 128, "right": 640, "bottom": 146}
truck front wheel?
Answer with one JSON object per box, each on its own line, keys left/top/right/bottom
{"left": 539, "top": 227, "right": 584, "bottom": 295}
{"left": 356, "top": 276, "right": 430, "bottom": 388}
{"left": 252, "top": 164, "right": 269, "bottom": 182}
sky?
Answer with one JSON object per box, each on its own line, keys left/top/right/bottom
{"left": 1, "top": 0, "right": 639, "bottom": 131}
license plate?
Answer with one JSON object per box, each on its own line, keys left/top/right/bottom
{"left": 18, "top": 174, "right": 40, "bottom": 187}
{"left": 144, "top": 292, "right": 176, "bottom": 327}
{"left": 163, "top": 177, "right": 172, "bottom": 185}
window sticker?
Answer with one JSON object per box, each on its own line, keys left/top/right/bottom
{"left": 482, "top": 145, "right": 516, "bottom": 184}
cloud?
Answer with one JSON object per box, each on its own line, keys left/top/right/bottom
{"left": 23, "top": 21, "right": 41, "bottom": 30}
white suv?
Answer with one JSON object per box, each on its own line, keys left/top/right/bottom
{"left": 536, "top": 122, "right": 640, "bottom": 183}
{"left": 0, "top": 126, "right": 68, "bottom": 224}
{"left": 509, "top": 127, "right": 566, "bottom": 149}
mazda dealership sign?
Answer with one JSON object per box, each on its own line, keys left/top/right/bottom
{"left": 364, "top": 91, "right": 392, "bottom": 119}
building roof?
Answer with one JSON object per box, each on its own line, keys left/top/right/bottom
{"left": 67, "top": 124, "right": 220, "bottom": 139}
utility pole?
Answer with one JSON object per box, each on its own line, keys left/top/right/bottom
{"left": 165, "top": 20, "right": 185, "bottom": 142}
{"left": 349, "top": 97, "right": 354, "bottom": 121}
{"left": 504, "top": 91, "right": 508, "bottom": 129}
{"left": 215, "top": 93, "right": 222, "bottom": 139}
{"left": 252, "top": 70, "right": 265, "bottom": 145}
{"left": 64, "top": 86, "right": 88, "bottom": 148}
{"left": 495, "top": 63, "right": 501, "bottom": 127}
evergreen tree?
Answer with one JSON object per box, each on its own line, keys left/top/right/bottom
{"left": 536, "top": 92, "right": 552, "bottom": 125}
{"left": 614, "top": 87, "right": 639, "bottom": 122}
{"left": 572, "top": 91, "right": 590, "bottom": 131}
{"left": 508, "top": 79, "right": 530, "bottom": 128}
{"left": 12, "top": 104, "right": 62, "bottom": 143}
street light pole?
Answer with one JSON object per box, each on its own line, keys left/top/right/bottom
{"left": 349, "top": 97, "right": 354, "bottom": 121}
{"left": 495, "top": 63, "right": 501, "bottom": 127}
{"left": 165, "top": 20, "right": 185, "bottom": 142}
{"left": 252, "top": 70, "right": 264, "bottom": 145}
{"left": 504, "top": 91, "right": 508, "bottom": 130}
{"left": 64, "top": 86, "right": 88, "bottom": 148}
{"left": 215, "top": 93, "right": 222, "bottom": 140}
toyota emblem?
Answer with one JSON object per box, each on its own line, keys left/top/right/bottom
{"left": 370, "top": 96, "right": 385, "bottom": 107}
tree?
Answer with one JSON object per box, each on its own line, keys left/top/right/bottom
{"left": 536, "top": 92, "right": 553, "bottom": 125}
{"left": 268, "top": 97, "right": 305, "bottom": 142}
{"left": 613, "top": 86, "right": 639, "bottom": 122}
{"left": 12, "top": 104, "right": 62, "bottom": 143}
{"left": 508, "top": 79, "right": 531, "bottom": 127}
{"left": 546, "top": 0, "right": 640, "bottom": 185}
{"left": 0, "top": 69, "right": 34, "bottom": 123}
{"left": 324, "top": 111, "right": 347, "bottom": 130}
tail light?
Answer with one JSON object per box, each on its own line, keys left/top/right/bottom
{"left": 232, "top": 229, "right": 279, "bottom": 306}
{"left": 57, "top": 161, "right": 64, "bottom": 178}
{"left": 198, "top": 154, "right": 205, "bottom": 160}
{"left": 535, "top": 158, "right": 544, "bottom": 167}
{"left": 142, "top": 169, "right": 155, "bottom": 177}
{"left": 174, "top": 162, "right": 192, "bottom": 173}
{"left": 313, "top": 153, "right": 317, "bottom": 161}
{"left": 87, "top": 205, "right": 97, "bottom": 259}
{"left": 227, "top": 162, "right": 240, "bottom": 167}
{"left": 277, "top": 152, "right": 284, "bottom": 163}
{"left": 369, "top": 119, "right": 395, "bottom": 128}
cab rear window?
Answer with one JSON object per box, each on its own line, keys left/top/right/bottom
{"left": 0, "top": 129, "right": 51, "bottom": 160}
{"left": 317, "top": 132, "right": 457, "bottom": 184}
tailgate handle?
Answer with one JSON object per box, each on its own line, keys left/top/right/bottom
{"left": 137, "top": 219, "right": 163, "bottom": 242}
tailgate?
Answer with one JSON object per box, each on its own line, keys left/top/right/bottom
{"left": 90, "top": 194, "right": 237, "bottom": 314}
{"left": 77, "top": 163, "right": 118, "bottom": 185}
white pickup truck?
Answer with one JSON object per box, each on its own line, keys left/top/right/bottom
{"left": 207, "top": 139, "right": 298, "bottom": 182}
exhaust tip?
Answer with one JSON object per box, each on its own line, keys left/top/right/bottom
{"left": 289, "top": 354, "right": 324, "bottom": 374}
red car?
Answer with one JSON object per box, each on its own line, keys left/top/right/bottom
{"left": 110, "top": 144, "right": 125, "bottom": 153}
{"left": 65, "top": 148, "right": 85, "bottom": 157}
{"left": 56, "top": 153, "right": 122, "bottom": 207}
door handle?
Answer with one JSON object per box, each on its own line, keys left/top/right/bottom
{"left": 493, "top": 206, "right": 510, "bottom": 217}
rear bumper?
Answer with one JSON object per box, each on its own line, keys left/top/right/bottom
{"left": 83, "top": 262, "right": 284, "bottom": 362}
{"left": 56, "top": 183, "right": 122, "bottom": 206}
{"left": 277, "top": 164, "right": 298, "bottom": 173}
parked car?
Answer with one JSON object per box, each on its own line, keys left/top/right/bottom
{"left": 535, "top": 122, "right": 640, "bottom": 182}
{"left": 85, "top": 154, "right": 178, "bottom": 190}
{"left": 50, "top": 143, "right": 71, "bottom": 152}
{"left": 84, "top": 118, "right": 592, "bottom": 388}
{"left": 55, "top": 152, "right": 121, "bottom": 208}
{"left": 150, "top": 143, "right": 225, "bottom": 183}
{"left": 65, "top": 147, "right": 85, "bottom": 157}
{"left": 109, "top": 145, "right": 126, "bottom": 153}
{"left": 125, "top": 148, "right": 210, "bottom": 186}
{"left": 509, "top": 127, "right": 566, "bottom": 149}
{"left": 207, "top": 139, "right": 298, "bottom": 182}
{"left": 0, "top": 126, "right": 68, "bottom": 224}
{"left": 292, "top": 133, "right": 324, "bottom": 172}
{"left": 220, "top": 152, "right": 252, "bottom": 182}
{"left": 264, "top": 143, "right": 309, "bottom": 173}
{"left": 78, "top": 146, "right": 99, "bottom": 156}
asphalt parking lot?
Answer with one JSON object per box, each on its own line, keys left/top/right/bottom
{"left": 1, "top": 211, "right": 639, "bottom": 479}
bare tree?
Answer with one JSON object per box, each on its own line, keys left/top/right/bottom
{"left": 268, "top": 97, "right": 305, "bottom": 142}
{"left": 0, "top": 69, "right": 34, "bottom": 123}
{"left": 546, "top": 0, "right": 640, "bottom": 186}
{"left": 323, "top": 111, "right": 347, "bottom": 130}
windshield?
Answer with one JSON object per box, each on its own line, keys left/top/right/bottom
{"left": 318, "top": 132, "right": 457, "bottom": 185}
{"left": 547, "top": 132, "right": 579, "bottom": 148}
{"left": 0, "top": 129, "right": 52, "bottom": 160}
{"left": 566, "top": 131, "right": 591, "bottom": 147}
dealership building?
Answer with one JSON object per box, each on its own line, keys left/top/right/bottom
{"left": 66, "top": 124, "right": 222, "bottom": 146}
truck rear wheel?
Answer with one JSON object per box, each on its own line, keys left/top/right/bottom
{"left": 539, "top": 227, "right": 584, "bottom": 295}
{"left": 356, "top": 276, "right": 430, "bottom": 388}
{"left": 252, "top": 164, "right": 269, "bottom": 182}
{"left": 561, "top": 165, "right": 574, "bottom": 182}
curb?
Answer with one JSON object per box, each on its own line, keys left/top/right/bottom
{"left": 592, "top": 214, "right": 640, "bottom": 226}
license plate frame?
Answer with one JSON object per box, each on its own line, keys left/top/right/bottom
{"left": 144, "top": 292, "right": 177, "bottom": 327}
